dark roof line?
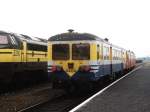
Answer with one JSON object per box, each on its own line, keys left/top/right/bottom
{"left": 0, "top": 30, "right": 47, "bottom": 44}
{"left": 48, "top": 32, "right": 104, "bottom": 41}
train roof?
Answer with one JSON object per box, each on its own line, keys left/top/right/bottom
{"left": 0, "top": 30, "right": 10, "bottom": 34}
{"left": 48, "top": 30, "right": 104, "bottom": 41}
{"left": 48, "top": 30, "right": 122, "bottom": 48}
{"left": 48, "top": 30, "right": 131, "bottom": 51}
{"left": 15, "top": 34, "right": 47, "bottom": 46}
{"left": 0, "top": 30, "right": 47, "bottom": 46}
{"left": 21, "top": 34, "right": 47, "bottom": 42}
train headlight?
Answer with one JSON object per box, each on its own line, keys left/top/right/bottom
{"left": 56, "top": 66, "right": 62, "bottom": 71}
{"left": 51, "top": 66, "right": 57, "bottom": 72}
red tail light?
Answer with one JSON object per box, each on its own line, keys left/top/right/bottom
{"left": 84, "top": 66, "right": 91, "bottom": 72}
{"left": 51, "top": 66, "right": 57, "bottom": 72}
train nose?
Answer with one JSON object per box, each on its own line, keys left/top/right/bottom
{"left": 66, "top": 62, "right": 76, "bottom": 77}
{"left": 68, "top": 63, "right": 74, "bottom": 69}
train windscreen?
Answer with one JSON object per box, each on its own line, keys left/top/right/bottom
{"left": 0, "top": 35, "right": 9, "bottom": 48}
{"left": 72, "top": 43, "right": 90, "bottom": 60}
{"left": 52, "top": 44, "right": 69, "bottom": 60}
{"left": 0, "top": 35, "right": 8, "bottom": 44}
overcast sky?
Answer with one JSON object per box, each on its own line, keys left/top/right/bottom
{"left": 0, "top": 0, "right": 149, "bottom": 58}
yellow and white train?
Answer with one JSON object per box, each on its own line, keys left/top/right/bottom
{"left": 48, "top": 30, "right": 136, "bottom": 90}
{"left": 0, "top": 31, "right": 47, "bottom": 84}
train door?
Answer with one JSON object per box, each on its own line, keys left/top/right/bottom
{"left": 22, "top": 41, "right": 27, "bottom": 62}
{"left": 9, "top": 35, "right": 22, "bottom": 81}
{"left": 120, "top": 50, "right": 124, "bottom": 72}
{"left": 110, "top": 46, "right": 113, "bottom": 74}
{"left": 96, "top": 43, "right": 103, "bottom": 76}
{"left": 103, "top": 44, "right": 111, "bottom": 75}
{"left": 101, "top": 43, "right": 104, "bottom": 75}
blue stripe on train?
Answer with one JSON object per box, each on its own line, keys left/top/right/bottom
{"left": 49, "top": 63, "right": 124, "bottom": 82}
{"left": 112, "top": 63, "right": 123, "bottom": 73}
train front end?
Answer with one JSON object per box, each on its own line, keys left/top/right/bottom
{"left": 48, "top": 32, "right": 99, "bottom": 89}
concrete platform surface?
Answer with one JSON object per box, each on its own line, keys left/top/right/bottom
{"left": 73, "top": 63, "right": 150, "bottom": 112}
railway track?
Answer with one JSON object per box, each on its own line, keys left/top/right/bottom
{"left": 0, "top": 82, "right": 66, "bottom": 112}
{"left": 18, "top": 77, "right": 112, "bottom": 112}
{"left": 0, "top": 79, "right": 49, "bottom": 95}
{"left": 18, "top": 92, "right": 66, "bottom": 112}
{"left": 16, "top": 80, "right": 119, "bottom": 112}
{"left": 16, "top": 79, "right": 126, "bottom": 112}
{"left": 19, "top": 90, "right": 96, "bottom": 112}
{"left": 17, "top": 64, "right": 143, "bottom": 112}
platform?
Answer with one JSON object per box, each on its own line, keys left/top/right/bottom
{"left": 71, "top": 63, "right": 150, "bottom": 112}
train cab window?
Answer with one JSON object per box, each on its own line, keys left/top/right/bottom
{"left": 0, "top": 35, "right": 8, "bottom": 44}
{"left": 72, "top": 43, "right": 90, "bottom": 60}
{"left": 0, "top": 35, "right": 9, "bottom": 48}
{"left": 52, "top": 44, "right": 69, "bottom": 60}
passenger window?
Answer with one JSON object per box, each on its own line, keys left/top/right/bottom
{"left": 27, "top": 43, "right": 47, "bottom": 51}
{"left": 107, "top": 47, "right": 109, "bottom": 60}
{"left": 103, "top": 46, "right": 109, "bottom": 60}
{"left": 103, "top": 47, "right": 106, "bottom": 60}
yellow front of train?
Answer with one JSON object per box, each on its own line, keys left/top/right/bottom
{"left": 48, "top": 31, "right": 99, "bottom": 89}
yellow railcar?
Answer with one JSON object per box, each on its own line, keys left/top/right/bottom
{"left": 48, "top": 30, "right": 136, "bottom": 90}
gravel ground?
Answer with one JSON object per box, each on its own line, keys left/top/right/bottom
{"left": 0, "top": 83, "right": 64, "bottom": 112}
{"left": 76, "top": 63, "right": 150, "bottom": 112}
